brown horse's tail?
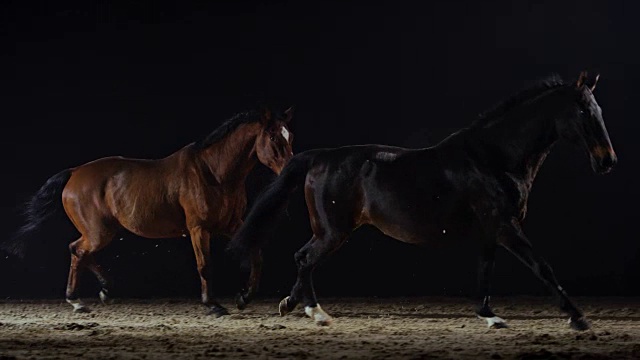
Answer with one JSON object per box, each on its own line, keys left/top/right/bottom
{"left": 226, "top": 151, "right": 317, "bottom": 265}
{"left": 1, "top": 169, "right": 72, "bottom": 259}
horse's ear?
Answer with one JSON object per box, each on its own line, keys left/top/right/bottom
{"left": 576, "top": 70, "right": 588, "bottom": 88}
{"left": 590, "top": 73, "right": 600, "bottom": 92}
{"left": 283, "top": 106, "right": 295, "bottom": 123}
{"left": 259, "top": 107, "right": 272, "bottom": 126}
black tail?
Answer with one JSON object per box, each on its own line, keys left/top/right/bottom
{"left": 2, "top": 169, "right": 72, "bottom": 258}
{"left": 227, "top": 151, "right": 315, "bottom": 262}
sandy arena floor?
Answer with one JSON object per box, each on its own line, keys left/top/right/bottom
{"left": 0, "top": 296, "right": 638, "bottom": 359}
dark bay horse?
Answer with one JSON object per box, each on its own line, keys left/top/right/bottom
{"left": 5, "top": 107, "right": 294, "bottom": 315}
{"left": 228, "top": 72, "right": 616, "bottom": 330}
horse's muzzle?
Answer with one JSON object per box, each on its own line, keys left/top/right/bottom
{"left": 590, "top": 146, "right": 617, "bottom": 174}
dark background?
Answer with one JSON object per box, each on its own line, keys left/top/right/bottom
{"left": 0, "top": 1, "right": 638, "bottom": 302}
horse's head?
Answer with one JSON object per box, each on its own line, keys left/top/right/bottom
{"left": 557, "top": 71, "right": 617, "bottom": 174}
{"left": 255, "top": 106, "right": 295, "bottom": 174}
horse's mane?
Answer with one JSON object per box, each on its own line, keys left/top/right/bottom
{"left": 472, "top": 74, "right": 565, "bottom": 127}
{"left": 193, "top": 110, "right": 260, "bottom": 149}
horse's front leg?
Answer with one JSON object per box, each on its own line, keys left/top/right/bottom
{"left": 497, "top": 218, "right": 589, "bottom": 331}
{"left": 235, "top": 248, "right": 262, "bottom": 310}
{"left": 189, "top": 225, "right": 229, "bottom": 317}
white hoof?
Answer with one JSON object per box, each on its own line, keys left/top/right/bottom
{"left": 478, "top": 315, "right": 508, "bottom": 329}
{"left": 305, "top": 304, "right": 332, "bottom": 326}
{"left": 67, "top": 298, "right": 90, "bottom": 313}
{"left": 99, "top": 289, "right": 113, "bottom": 305}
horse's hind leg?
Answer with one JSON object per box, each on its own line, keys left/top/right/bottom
{"left": 86, "top": 256, "right": 114, "bottom": 305}
{"left": 66, "top": 237, "right": 96, "bottom": 313}
{"left": 475, "top": 244, "right": 508, "bottom": 328}
{"left": 66, "top": 233, "right": 115, "bottom": 313}
{"left": 279, "top": 231, "right": 348, "bottom": 326}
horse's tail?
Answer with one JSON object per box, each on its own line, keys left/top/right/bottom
{"left": 227, "top": 151, "right": 316, "bottom": 263}
{"left": 2, "top": 169, "right": 72, "bottom": 258}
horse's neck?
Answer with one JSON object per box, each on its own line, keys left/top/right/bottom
{"left": 474, "top": 91, "right": 565, "bottom": 183}
{"left": 198, "top": 122, "right": 261, "bottom": 185}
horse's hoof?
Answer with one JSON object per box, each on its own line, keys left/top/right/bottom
{"left": 67, "top": 299, "right": 90, "bottom": 313}
{"left": 569, "top": 317, "right": 591, "bottom": 331}
{"left": 73, "top": 306, "right": 91, "bottom": 314}
{"left": 305, "top": 304, "right": 333, "bottom": 326}
{"left": 279, "top": 296, "right": 292, "bottom": 316}
{"left": 208, "top": 306, "right": 230, "bottom": 318}
{"left": 478, "top": 315, "right": 508, "bottom": 329}
{"left": 490, "top": 321, "right": 509, "bottom": 329}
{"left": 235, "top": 293, "right": 247, "bottom": 311}
{"left": 99, "top": 290, "right": 114, "bottom": 305}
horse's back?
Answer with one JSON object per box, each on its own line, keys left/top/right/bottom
{"left": 72, "top": 155, "right": 154, "bottom": 174}
{"left": 66, "top": 156, "right": 167, "bottom": 194}
{"left": 302, "top": 145, "right": 421, "bottom": 234}
{"left": 309, "top": 144, "right": 413, "bottom": 168}
{"left": 306, "top": 144, "right": 477, "bottom": 244}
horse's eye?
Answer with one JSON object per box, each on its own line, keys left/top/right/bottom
{"left": 269, "top": 136, "right": 275, "bottom": 141}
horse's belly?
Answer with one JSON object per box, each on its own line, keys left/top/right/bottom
{"left": 370, "top": 205, "right": 473, "bottom": 246}
{"left": 363, "top": 176, "right": 473, "bottom": 245}
{"left": 368, "top": 205, "right": 442, "bottom": 244}
{"left": 116, "top": 206, "right": 187, "bottom": 239}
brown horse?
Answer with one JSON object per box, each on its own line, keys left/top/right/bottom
{"left": 5, "top": 107, "right": 294, "bottom": 315}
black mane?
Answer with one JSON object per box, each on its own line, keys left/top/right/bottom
{"left": 472, "top": 74, "right": 565, "bottom": 127}
{"left": 193, "top": 110, "right": 261, "bottom": 150}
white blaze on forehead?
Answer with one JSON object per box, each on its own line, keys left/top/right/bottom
{"left": 281, "top": 126, "right": 290, "bottom": 141}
